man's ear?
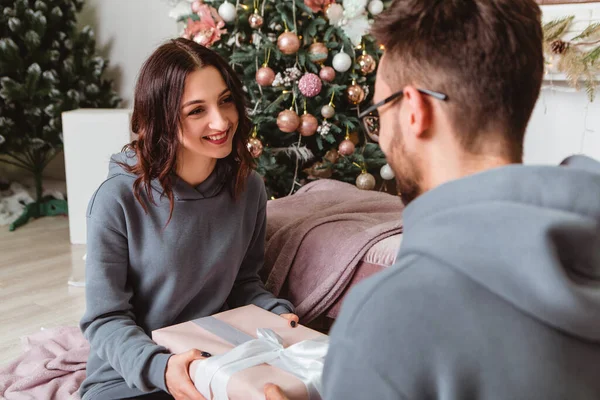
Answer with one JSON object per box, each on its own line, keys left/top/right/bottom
{"left": 402, "top": 85, "right": 432, "bottom": 139}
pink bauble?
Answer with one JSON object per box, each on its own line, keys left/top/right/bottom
{"left": 298, "top": 113, "right": 319, "bottom": 137}
{"left": 277, "top": 31, "right": 301, "bottom": 55}
{"left": 319, "top": 66, "right": 336, "bottom": 82}
{"left": 277, "top": 109, "right": 301, "bottom": 132}
{"left": 256, "top": 66, "right": 275, "bottom": 86}
{"left": 338, "top": 139, "right": 356, "bottom": 155}
{"left": 298, "top": 73, "right": 322, "bottom": 98}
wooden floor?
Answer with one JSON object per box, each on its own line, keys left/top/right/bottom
{"left": 0, "top": 216, "right": 86, "bottom": 367}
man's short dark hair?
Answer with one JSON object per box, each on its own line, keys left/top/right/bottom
{"left": 372, "top": 0, "right": 544, "bottom": 161}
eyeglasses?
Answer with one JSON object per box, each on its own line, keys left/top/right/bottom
{"left": 358, "top": 88, "right": 449, "bottom": 140}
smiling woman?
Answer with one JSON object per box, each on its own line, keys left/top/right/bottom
{"left": 177, "top": 67, "right": 240, "bottom": 186}
{"left": 78, "top": 38, "right": 298, "bottom": 400}
{"left": 121, "top": 39, "right": 254, "bottom": 222}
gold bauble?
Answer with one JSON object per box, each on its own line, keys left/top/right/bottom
{"left": 248, "top": 13, "right": 264, "bottom": 29}
{"left": 247, "top": 137, "right": 264, "bottom": 158}
{"left": 357, "top": 53, "right": 376, "bottom": 75}
{"left": 346, "top": 84, "right": 366, "bottom": 104}
{"left": 308, "top": 42, "right": 329, "bottom": 64}
{"left": 356, "top": 172, "right": 376, "bottom": 190}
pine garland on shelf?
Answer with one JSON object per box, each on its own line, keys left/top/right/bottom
{"left": 543, "top": 15, "right": 600, "bottom": 101}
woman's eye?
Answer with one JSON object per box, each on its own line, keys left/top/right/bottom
{"left": 220, "top": 95, "right": 233, "bottom": 104}
{"left": 189, "top": 108, "right": 204, "bottom": 116}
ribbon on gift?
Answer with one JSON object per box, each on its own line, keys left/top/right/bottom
{"left": 192, "top": 316, "right": 329, "bottom": 400}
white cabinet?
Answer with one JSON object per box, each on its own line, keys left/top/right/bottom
{"left": 62, "top": 109, "right": 134, "bottom": 244}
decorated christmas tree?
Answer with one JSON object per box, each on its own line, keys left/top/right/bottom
{"left": 0, "top": 0, "right": 121, "bottom": 230}
{"left": 169, "top": 0, "right": 394, "bottom": 198}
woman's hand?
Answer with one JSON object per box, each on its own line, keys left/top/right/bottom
{"left": 280, "top": 313, "right": 300, "bottom": 328}
{"left": 165, "top": 349, "right": 211, "bottom": 400}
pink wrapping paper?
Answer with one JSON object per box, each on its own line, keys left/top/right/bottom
{"left": 152, "top": 305, "right": 326, "bottom": 400}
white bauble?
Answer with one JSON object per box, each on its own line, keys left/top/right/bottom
{"left": 326, "top": 3, "right": 344, "bottom": 25}
{"left": 321, "top": 104, "right": 335, "bottom": 119}
{"left": 218, "top": 1, "right": 237, "bottom": 23}
{"left": 332, "top": 52, "right": 352, "bottom": 72}
{"left": 380, "top": 164, "right": 395, "bottom": 180}
{"left": 368, "top": 0, "right": 384, "bottom": 15}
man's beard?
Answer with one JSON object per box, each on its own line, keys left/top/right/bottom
{"left": 387, "top": 120, "right": 423, "bottom": 206}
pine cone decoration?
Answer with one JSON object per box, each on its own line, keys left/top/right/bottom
{"left": 551, "top": 40, "right": 568, "bottom": 55}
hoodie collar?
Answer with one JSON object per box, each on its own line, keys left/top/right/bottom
{"left": 109, "top": 151, "right": 230, "bottom": 201}
{"left": 399, "top": 156, "right": 600, "bottom": 342}
{"left": 403, "top": 157, "right": 600, "bottom": 232}
{"left": 171, "top": 162, "right": 229, "bottom": 201}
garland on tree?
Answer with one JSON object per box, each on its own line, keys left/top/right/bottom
{"left": 543, "top": 16, "right": 600, "bottom": 101}
{"left": 169, "top": 0, "right": 392, "bottom": 198}
{"left": 0, "top": 0, "right": 120, "bottom": 230}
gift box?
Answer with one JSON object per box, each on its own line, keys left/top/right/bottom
{"left": 152, "top": 305, "right": 328, "bottom": 400}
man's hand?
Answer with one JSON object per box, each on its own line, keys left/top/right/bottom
{"left": 165, "top": 349, "right": 211, "bottom": 400}
{"left": 280, "top": 313, "right": 300, "bottom": 328}
{"left": 265, "top": 383, "right": 290, "bottom": 400}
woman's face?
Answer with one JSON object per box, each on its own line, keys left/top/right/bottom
{"left": 178, "top": 66, "right": 239, "bottom": 161}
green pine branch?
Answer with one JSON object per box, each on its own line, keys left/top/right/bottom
{"left": 0, "top": 0, "right": 121, "bottom": 202}
{"left": 583, "top": 46, "right": 600, "bottom": 63}
{"left": 571, "top": 22, "right": 600, "bottom": 41}
{"left": 543, "top": 16, "right": 574, "bottom": 42}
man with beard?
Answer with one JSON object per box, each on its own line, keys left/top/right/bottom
{"left": 265, "top": 0, "right": 600, "bottom": 399}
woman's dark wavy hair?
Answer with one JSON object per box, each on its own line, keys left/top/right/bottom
{"left": 121, "top": 38, "right": 254, "bottom": 222}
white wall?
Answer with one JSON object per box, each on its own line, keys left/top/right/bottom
{"left": 524, "top": 3, "right": 600, "bottom": 165}
{"left": 526, "top": 85, "right": 600, "bottom": 164}
{"left": 78, "top": 0, "right": 179, "bottom": 107}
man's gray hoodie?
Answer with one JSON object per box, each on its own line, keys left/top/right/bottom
{"left": 324, "top": 156, "right": 600, "bottom": 400}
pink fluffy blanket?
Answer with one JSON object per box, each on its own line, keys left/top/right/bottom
{"left": 263, "top": 179, "right": 404, "bottom": 322}
{"left": 0, "top": 326, "right": 88, "bottom": 400}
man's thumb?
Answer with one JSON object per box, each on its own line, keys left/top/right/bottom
{"left": 264, "top": 383, "right": 287, "bottom": 400}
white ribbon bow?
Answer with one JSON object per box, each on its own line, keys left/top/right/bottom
{"left": 194, "top": 328, "right": 329, "bottom": 400}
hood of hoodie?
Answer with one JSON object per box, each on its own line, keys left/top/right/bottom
{"left": 108, "top": 151, "right": 229, "bottom": 200}
{"left": 400, "top": 155, "right": 600, "bottom": 342}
